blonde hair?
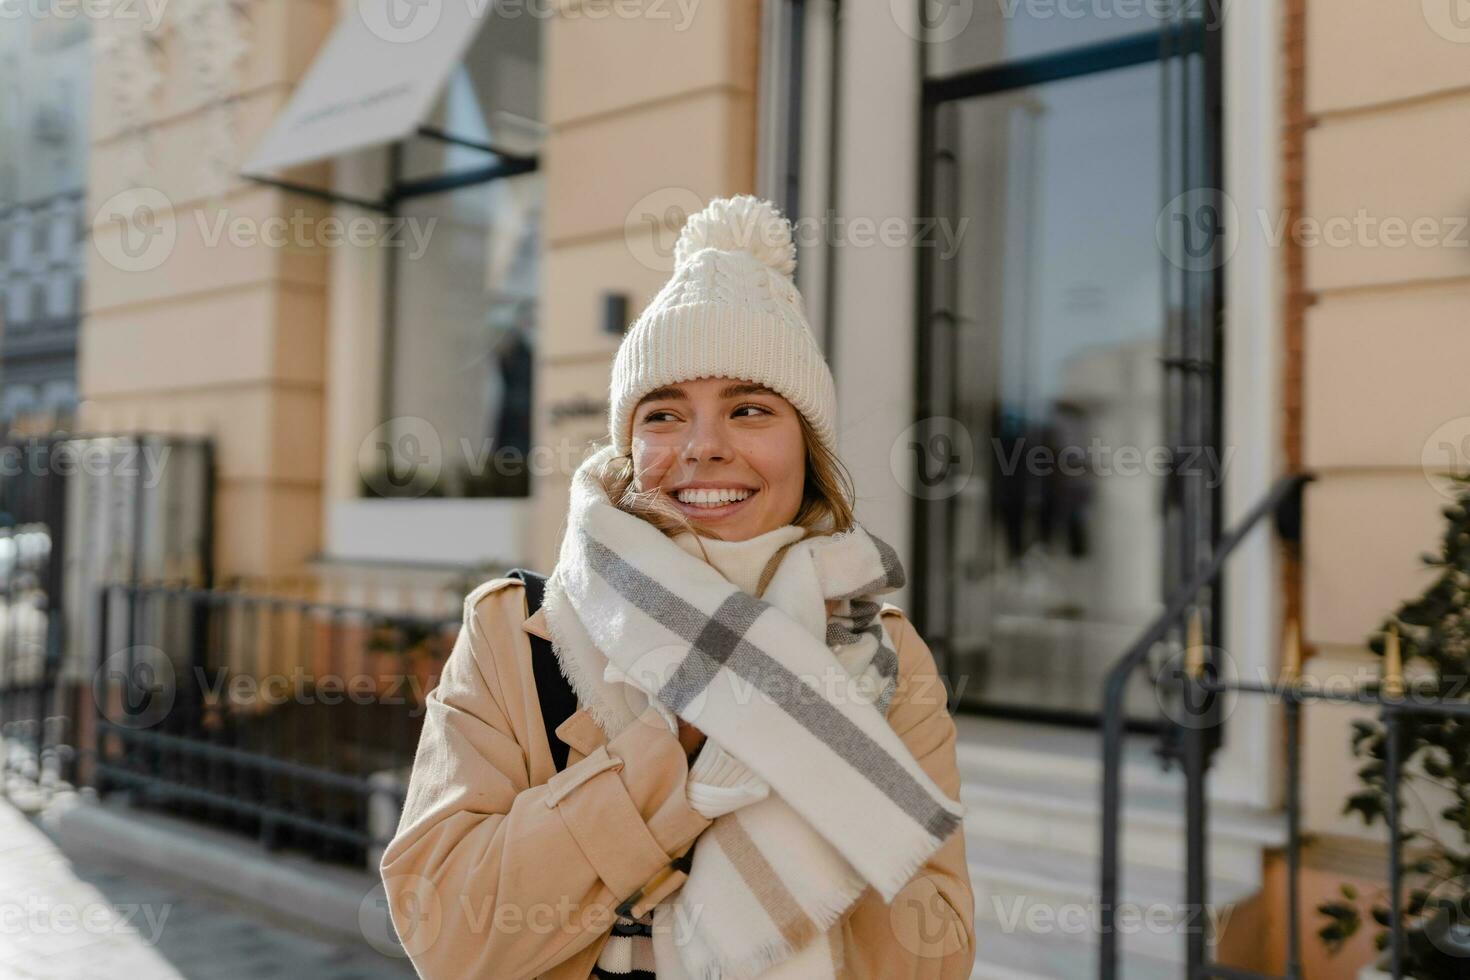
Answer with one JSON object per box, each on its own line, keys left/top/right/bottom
{"left": 592, "top": 412, "right": 855, "bottom": 543}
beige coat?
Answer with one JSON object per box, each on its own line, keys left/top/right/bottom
{"left": 381, "top": 576, "right": 975, "bottom": 979}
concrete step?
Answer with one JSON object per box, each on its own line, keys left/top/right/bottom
{"left": 952, "top": 716, "right": 1281, "bottom": 971}
{"left": 966, "top": 838, "right": 1255, "bottom": 964}
{"left": 969, "top": 919, "right": 1179, "bottom": 980}
{"left": 958, "top": 758, "right": 1284, "bottom": 885}
{"left": 954, "top": 715, "right": 1285, "bottom": 883}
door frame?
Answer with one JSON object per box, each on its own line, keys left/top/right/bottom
{"left": 912, "top": 19, "right": 1225, "bottom": 728}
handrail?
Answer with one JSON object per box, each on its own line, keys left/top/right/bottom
{"left": 1099, "top": 472, "right": 1312, "bottom": 978}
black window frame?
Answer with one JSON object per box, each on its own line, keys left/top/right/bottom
{"left": 912, "top": 13, "right": 1226, "bottom": 729}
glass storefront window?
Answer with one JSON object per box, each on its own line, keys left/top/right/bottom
{"left": 932, "top": 62, "right": 1167, "bottom": 718}
{"left": 383, "top": 173, "right": 541, "bottom": 499}
{"left": 366, "top": 8, "right": 543, "bottom": 500}
{"left": 919, "top": 11, "right": 1221, "bottom": 724}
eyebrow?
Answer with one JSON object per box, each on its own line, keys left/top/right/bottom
{"left": 638, "top": 382, "right": 776, "bottom": 403}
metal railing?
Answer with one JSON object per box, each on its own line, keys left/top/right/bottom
{"left": 1100, "top": 473, "right": 1470, "bottom": 978}
{"left": 1099, "top": 473, "right": 1311, "bottom": 977}
{"left": 91, "top": 582, "right": 460, "bottom": 865}
{"left": 0, "top": 431, "right": 214, "bottom": 803}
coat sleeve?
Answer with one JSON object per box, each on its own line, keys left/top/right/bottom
{"left": 841, "top": 611, "right": 975, "bottom": 979}
{"left": 378, "top": 586, "right": 714, "bottom": 980}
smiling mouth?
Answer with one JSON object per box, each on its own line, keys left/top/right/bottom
{"left": 667, "top": 487, "right": 758, "bottom": 516}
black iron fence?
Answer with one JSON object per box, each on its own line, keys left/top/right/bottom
{"left": 91, "top": 582, "right": 460, "bottom": 866}
{"left": 0, "top": 432, "right": 214, "bottom": 802}
{"left": 1099, "top": 473, "right": 1470, "bottom": 979}
{"left": 0, "top": 431, "right": 473, "bottom": 869}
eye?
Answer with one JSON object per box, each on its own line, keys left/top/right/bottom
{"left": 732, "top": 403, "right": 773, "bottom": 418}
{"left": 640, "top": 408, "right": 678, "bottom": 423}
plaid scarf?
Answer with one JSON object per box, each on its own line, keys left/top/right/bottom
{"left": 542, "top": 445, "right": 967, "bottom": 979}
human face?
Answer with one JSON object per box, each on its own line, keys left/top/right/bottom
{"left": 631, "top": 377, "right": 807, "bottom": 541}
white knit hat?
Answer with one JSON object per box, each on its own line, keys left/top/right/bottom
{"left": 608, "top": 195, "right": 838, "bottom": 455}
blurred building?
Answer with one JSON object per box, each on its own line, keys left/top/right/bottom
{"left": 0, "top": 11, "right": 89, "bottom": 436}
{"left": 2, "top": 0, "right": 1466, "bottom": 976}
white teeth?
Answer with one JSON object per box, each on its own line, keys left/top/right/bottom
{"left": 674, "top": 488, "right": 753, "bottom": 507}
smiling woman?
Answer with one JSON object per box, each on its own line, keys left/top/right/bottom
{"left": 381, "top": 196, "right": 974, "bottom": 980}
{"left": 591, "top": 376, "right": 855, "bottom": 544}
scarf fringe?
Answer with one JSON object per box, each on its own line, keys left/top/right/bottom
{"left": 540, "top": 568, "right": 644, "bottom": 740}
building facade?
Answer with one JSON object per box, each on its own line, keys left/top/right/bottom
{"left": 16, "top": 0, "right": 1464, "bottom": 974}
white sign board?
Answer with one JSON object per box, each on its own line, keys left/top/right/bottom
{"left": 242, "top": 0, "right": 497, "bottom": 175}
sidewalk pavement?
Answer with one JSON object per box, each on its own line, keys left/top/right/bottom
{"left": 0, "top": 792, "right": 418, "bottom": 979}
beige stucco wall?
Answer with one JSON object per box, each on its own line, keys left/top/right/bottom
{"left": 1298, "top": 0, "right": 1470, "bottom": 838}
{"left": 527, "top": 0, "right": 761, "bottom": 568}
{"left": 79, "top": 0, "right": 760, "bottom": 586}
{"left": 81, "top": 0, "right": 335, "bottom": 581}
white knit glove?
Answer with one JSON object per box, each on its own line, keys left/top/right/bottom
{"left": 686, "top": 739, "right": 770, "bottom": 819}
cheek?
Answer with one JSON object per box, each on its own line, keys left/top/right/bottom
{"left": 631, "top": 437, "right": 678, "bottom": 489}
{"left": 742, "top": 427, "right": 806, "bottom": 499}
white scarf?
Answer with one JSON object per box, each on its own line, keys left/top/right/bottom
{"left": 542, "top": 445, "right": 967, "bottom": 979}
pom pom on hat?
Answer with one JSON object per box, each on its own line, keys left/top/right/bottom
{"left": 608, "top": 194, "right": 837, "bottom": 457}
{"left": 673, "top": 194, "right": 798, "bottom": 278}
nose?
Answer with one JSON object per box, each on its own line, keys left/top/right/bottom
{"left": 682, "top": 412, "right": 731, "bottom": 466}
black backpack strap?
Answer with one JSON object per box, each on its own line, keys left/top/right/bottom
{"left": 506, "top": 568, "right": 578, "bottom": 772}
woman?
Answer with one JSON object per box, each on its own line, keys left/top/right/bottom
{"left": 381, "top": 196, "right": 974, "bottom": 979}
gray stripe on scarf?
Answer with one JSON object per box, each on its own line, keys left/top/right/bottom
{"left": 825, "top": 599, "right": 880, "bottom": 647}
{"left": 582, "top": 531, "right": 959, "bottom": 840}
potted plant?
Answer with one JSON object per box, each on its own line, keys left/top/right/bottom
{"left": 1318, "top": 479, "right": 1470, "bottom": 979}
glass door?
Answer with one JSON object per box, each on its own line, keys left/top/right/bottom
{"left": 916, "top": 10, "right": 1222, "bottom": 725}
